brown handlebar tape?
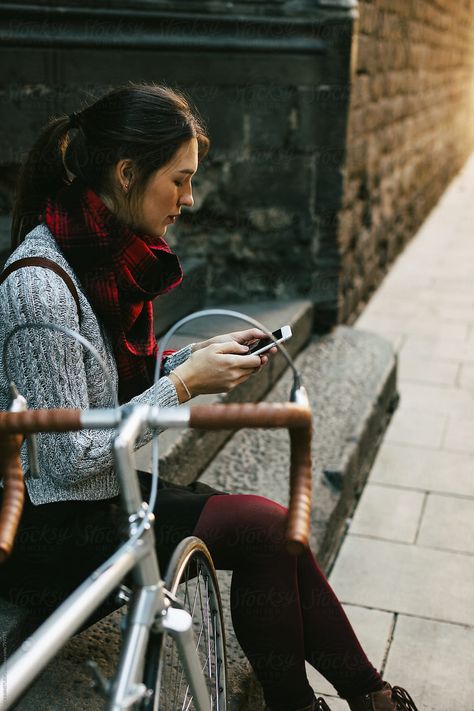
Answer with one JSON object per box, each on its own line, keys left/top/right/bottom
{"left": 190, "top": 404, "right": 313, "bottom": 555}
{"left": 188, "top": 402, "right": 311, "bottom": 430}
{"left": 0, "top": 409, "right": 80, "bottom": 563}
{"left": 0, "top": 409, "right": 82, "bottom": 434}
{"left": 0, "top": 433, "right": 25, "bottom": 563}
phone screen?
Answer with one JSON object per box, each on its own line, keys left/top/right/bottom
{"left": 249, "top": 328, "right": 284, "bottom": 355}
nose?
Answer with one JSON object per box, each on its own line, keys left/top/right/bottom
{"left": 179, "top": 188, "right": 194, "bottom": 209}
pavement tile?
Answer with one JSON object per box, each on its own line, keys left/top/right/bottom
{"left": 443, "top": 416, "right": 474, "bottom": 454}
{"left": 306, "top": 604, "right": 394, "bottom": 697}
{"left": 364, "top": 300, "right": 474, "bottom": 326}
{"left": 433, "top": 304, "right": 474, "bottom": 324}
{"left": 375, "top": 287, "right": 474, "bottom": 309}
{"left": 328, "top": 536, "right": 474, "bottom": 626}
{"left": 417, "top": 493, "right": 474, "bottom": 554}
{"left": 380, "top": 274, "right": 434, "bottom": 290}
{"left": 349, "top": 484, "right": 425, "bottom": 543}
{"left": 397, "top": 382, "right": 474, "bottom": 419}
{"left": 400, "top": 335, "right": 474, "bottom": 363}
{"left": 355, "top": 314, "right": 469, "bottom": 341}
{"left": 397, "top": 356, "right": 459, "bottom": 387}
{"left": 458, "top": 362, "right": 474, "bottom": 389}
{"left": 370, "top": 442, "right": 474, "bottom": 497}
{"left": 424, "top": 291, "right": 474, "bottom": 307}
{"left": 430, "top": 277, "right": 474, "bottom": 292}
{"left": 384, "top": 407, "right": 446, "bottom": 448}
{"left": 384, "top": 615, "right": 474, "bottom": 711}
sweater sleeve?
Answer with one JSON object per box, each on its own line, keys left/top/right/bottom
{"left": 161, "top": 344, "right": 194, "bottom": 375}
{"left": 1, "top": 267, "right": 180, "bottom": 488}
{"left": 121, "top": 345, "right": 194, "bottom": 450}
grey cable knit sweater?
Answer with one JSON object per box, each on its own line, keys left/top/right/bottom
{"left": 0, "top": 224, "right": 193, "bottom": 505}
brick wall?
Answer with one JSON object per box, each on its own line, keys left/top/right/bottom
{"left": 339, "top": 0, "right": 474, "bottom": 323}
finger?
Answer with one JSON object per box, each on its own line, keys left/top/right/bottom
{"left": 232, "top": 328, "right": 268, "bottom": 343}
{"left": 231, "top": 353, "right": 263, "bottom": 369}
{"left": 215, "top": 341, "right": 250, "bottom": 355}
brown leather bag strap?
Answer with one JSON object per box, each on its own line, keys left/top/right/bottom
{"left": 0, "top": 257, "right": 82, "bottom": 323}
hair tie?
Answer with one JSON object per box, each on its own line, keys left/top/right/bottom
{"left": 68, "top": 112, "right": 81, "bottom": 129}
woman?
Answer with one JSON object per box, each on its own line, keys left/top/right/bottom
{"left": 0, "top": 83, "right": 418, "bottom": 711}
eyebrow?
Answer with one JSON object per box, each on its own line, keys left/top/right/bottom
{"left": 178, "top": 169, "right": 196, "bottom": 175}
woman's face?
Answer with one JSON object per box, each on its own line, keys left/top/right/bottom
{"left": 135, "top": 137, "right": 198, "bottom": 238}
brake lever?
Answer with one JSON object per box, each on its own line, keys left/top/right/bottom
{"left": 8, "top": 382, "right": 40, "bottom": 478}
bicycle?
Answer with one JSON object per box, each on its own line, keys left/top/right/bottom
{"left": 0, "top": 314, "right": 312, "bottom": 711}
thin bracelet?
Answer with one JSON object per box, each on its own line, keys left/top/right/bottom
{"left": 172, "top": 370, "right": 192, "bottom": 402}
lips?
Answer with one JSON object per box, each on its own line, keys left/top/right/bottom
{"left": 167, "top": 214, "right": 179, "bottom": 225}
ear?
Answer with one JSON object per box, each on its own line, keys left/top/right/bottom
{"left": 114, "top": 159, "right": 134, "bottom": 191}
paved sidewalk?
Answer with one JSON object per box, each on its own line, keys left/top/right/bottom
{"left": 307, "top": 154, "right": 474, "bottom": 710}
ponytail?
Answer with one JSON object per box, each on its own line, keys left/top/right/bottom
{"left": 11, "top": 115, "right": 74, "bottom": 249}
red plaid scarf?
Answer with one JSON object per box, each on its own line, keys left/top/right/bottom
{"left": 44, "top": 178, "right": 183, "bottom": 403}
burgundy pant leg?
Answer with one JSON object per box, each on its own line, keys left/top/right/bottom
{"left": 193, "top": 494, "right": 383, "bottom": 710}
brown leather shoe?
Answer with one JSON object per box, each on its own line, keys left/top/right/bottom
{"left": 346, "top": 681, "right": 418, "bottom": 710}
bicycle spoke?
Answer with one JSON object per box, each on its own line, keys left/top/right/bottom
{"left": 194, "top": 567, "right": 207, "bottom": 652}
{"left": 176, "top": 569, "right": 201, "bottom": 709}
{"left": 205, "top": 577, "right": 212, "bottom": 682}
{"left": 213, "top": 611, "right": 219, "bottom": 711}
{"left": 148, "top": 542, "right": 226, "bottom": 711}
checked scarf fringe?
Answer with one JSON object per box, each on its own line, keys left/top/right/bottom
{"left": 44, "top": 178, "right": 183, "bottom": 403}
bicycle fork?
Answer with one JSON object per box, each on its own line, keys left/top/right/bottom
{"left": 107, "top": 584, "right": 211, "bottom": 711}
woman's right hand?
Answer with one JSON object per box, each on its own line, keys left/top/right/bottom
{"left": 171, "top": 341, "right": 265, "bottom": 399}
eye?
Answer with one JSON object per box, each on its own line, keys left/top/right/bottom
{"left": 174, "top": 180, "right": 183, "bottom": 187}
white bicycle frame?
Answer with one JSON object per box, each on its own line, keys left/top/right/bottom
{"left": 0, "top": 404, "right": 212, "bottom": 711}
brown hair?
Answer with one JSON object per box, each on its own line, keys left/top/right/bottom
{"left": 11, "top": 81, "right": 210, "bottom": 248}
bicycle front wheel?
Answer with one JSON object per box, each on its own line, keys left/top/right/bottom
{"left": 142, "top": 536, "right": 227, "bottom": 711}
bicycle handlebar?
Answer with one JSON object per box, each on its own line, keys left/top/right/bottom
{"left": 0, "top": 401, "right": 312, "bottom": 560}
{"left": 0, "top": 433, "right": 25, "bottom": 564}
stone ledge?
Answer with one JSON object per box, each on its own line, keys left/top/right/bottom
{"left": 0, "top": 323, "right": 397, "bottom": 711}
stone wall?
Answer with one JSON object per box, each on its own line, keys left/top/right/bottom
{"left": 1, "top": 1, "right": 474, "bottom": 329}
{"left": 0, "top": 1, "right": 354, "bottom": 327}
{"left": 338, "top": 0, "right": 474, "bottom": 323}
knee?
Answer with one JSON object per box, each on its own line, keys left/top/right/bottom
{"left": 236, "top": 495, "right": 289, "bottom": 553}
{"left": 194, "top": 493, "right": 290, "bottom": 563}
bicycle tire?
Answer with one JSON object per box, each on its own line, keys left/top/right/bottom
{"left": 141, "top": 536, "right": 227, "bottom": 711}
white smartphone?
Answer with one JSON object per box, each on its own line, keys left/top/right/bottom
{"left": 249, "top": 325, "right": 292, "bottom": 356}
